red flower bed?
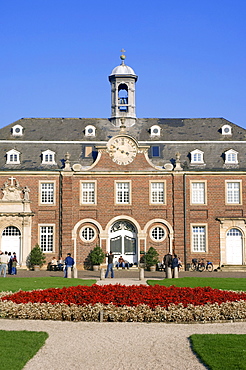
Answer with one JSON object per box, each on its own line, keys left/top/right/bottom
{"left": 2, "top": 285, "right": 246, "bottom": 309}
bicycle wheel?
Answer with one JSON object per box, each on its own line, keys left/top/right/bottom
{"left": 198, "top": 263, "right": 205, "bottom": 272}
{"left": 190, "top": 263, "right": 196, "bottom": 271}
{"left": 207, "top": 263, "right": 213, "bottom": 272}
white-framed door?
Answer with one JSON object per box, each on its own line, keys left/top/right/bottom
{"left": 226, "top": 228, "right": 243, "bottom": 265}
{"left": 1, "top": 226, "right": 21, "bottom": 263}
{"left": 109, "top": 221, "right": 137, "bottom": 265}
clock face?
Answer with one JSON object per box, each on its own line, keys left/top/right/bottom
{"left": 109, "top": 136, "right": 137, "bottom": 165}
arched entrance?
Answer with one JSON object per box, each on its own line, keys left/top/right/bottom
{"left": 226, "top": 228, "right": 243, "bottom": 265}
{"left": 1, "top": 226, "right": 21, "bottom": 263}
{"left": 109, "top": 221, "right": 137, "bottom": 265}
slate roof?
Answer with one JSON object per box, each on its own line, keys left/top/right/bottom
{"left": 0, "top": 117, "right": 245, "bottom": 171}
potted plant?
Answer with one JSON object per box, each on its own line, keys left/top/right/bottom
{"left": 28, "top": 244, "right": 46, "bottom": 271}
{"left": 144, "top": 246, "right": 159, "bottom": 271}
{"left": 89, "top": 245, "right": 105, "bottom": 271}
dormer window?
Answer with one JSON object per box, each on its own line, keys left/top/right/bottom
{"left": 6, "top": 149, "right": 20, "bottom": 164}
{"left": 150, "top": 125, "right": 161, "bottom": 137}
{"left": 190, "top": 149, "right": 204, "bottom": 164}
{"left": 221, "top": 124, "right": 232, "bottom": 135}
{"left": 42, "top": 150, "right": 56, "bottom": 164}
{"left": 12, "top": 124, "right": 23, "bottom": 136}
{"left": 225, "top": 149, "right": 238, "bottom": 164}
{"left": 85, "top": 125, "right": 96, "bottom": 137}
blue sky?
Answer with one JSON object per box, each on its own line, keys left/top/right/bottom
{"left": 0, "top": 0, "right": 246, "bottom": 128}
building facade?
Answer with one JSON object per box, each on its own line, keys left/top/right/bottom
{"left": 0, "top": 53, "right": 246, "bottom": 270}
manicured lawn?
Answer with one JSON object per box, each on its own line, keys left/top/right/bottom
{"left": 0, "top": 330, "right": 48, "bottom": 369}
{"left": 190, "top": 334, "right": 246, "bottom": 370}
{"left": 147, "top": 277, "right": 246, "bottom": 291}
{"left": 0, "top": 277, "right": 96, "bottom": 292}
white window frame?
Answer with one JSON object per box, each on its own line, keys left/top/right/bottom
{"left": 150, "top": 226, "right": 166, "bottom": 242}
{"left": 6, "top": 149, "right": 20, "bottom": 164}
{"left": 221, "top": 124, "right": 232, "bottom": 135}
{"left": 225, "top": 149, "right": 238, "bottom": 164}
{"left": 115, "top": 181, "right": 131, "bottom": 205}
{"left": 190, "top": 149, "right": 204, "bottom": 164}
{"left": 80, "top": 226, "right": 97, "bottom": 242}
{"left": 39, "top": 224, "right": 55, "bottom": 252}
{"left": 80, "top": 181, "right": 97, "bottom": 205}
{"left": 149, "top": 181, "right": 165, "bottom": 204}
{"left": 226, "top": 180, "right": 241, "bottom": 205}
{"left": 190, "top": 181, "right": 206, "bottom": 205}
{"left": 150, "top": 125, "right": 161, "bottom": 137}
{"left": 191, "top": 224, "right": 207, "bottom": 253}
{"left": 85, "top": 125, "right": 96, "bottom": 136}
{"left": 12, "top": 124, "right": 23, "bottom": 136}
{"left": 42, "top": 150, "right": 56, "bottom": 165}
{"left": 39, "top": 181, "right": 55, "bottom": 205}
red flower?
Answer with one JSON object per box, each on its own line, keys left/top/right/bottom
{"left": 2, "top": 285, "right": 246, "bottom": 309}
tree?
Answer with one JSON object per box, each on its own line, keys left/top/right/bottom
{"left": 89, "top": 245, "right": 105, "bottom": 266}
{"left": 144, "top": 247, "right": 159, "bottom": 270}
{"left": 27, "top": 244, "right": 46, "bottom": 269}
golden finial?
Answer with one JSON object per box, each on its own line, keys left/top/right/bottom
{"left": 120, "top": 48, "right": 126, "bottom": 64}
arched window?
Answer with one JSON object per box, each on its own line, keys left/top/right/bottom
{"left": 2, "top": 226, "right": 21, "bottom": 236}
{"left": 118, "top": 83, "right": 128, "bottom": 112}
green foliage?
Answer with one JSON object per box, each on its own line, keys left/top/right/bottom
{"left": 147, "top": 277, "right": 246, "bottom": 291}
{"left": 0, "top": 277, "right": 96, "bottom": 293}
{"left": 144, "top": 247, "right": 159, "bottom": 269}
{"left": 0, "top": 330, "right": 48, "bottom": 369}
{"left": 190, "top": 334, "right": 246, "bottom": 369}
{"left": 89, "top": 245, "right": 105, "bottom": 265}
{"left": 27, "top": 244, "right": 46, "bottom": 269}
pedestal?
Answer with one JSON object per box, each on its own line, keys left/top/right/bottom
{"left": 67, "top": 266, "right": 72, "bottom": 278}
{"left": 139, "top": 268, "right": 144, "bottom": 280}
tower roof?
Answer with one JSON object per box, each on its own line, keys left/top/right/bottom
{"left": 110, "top": 63, "right": 136, "bottom": 76}
{"left": 110, "top": 50, "right": 137, "bottom": 77}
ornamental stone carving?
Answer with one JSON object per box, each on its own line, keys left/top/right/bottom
{"left": 1, "top": 177, "right": 23, "bottom": 201}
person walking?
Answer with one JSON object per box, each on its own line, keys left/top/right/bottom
{"left": 105, "top": 251, "right": 114, "bottom": 278}
{"left": 0, "top": 251, "right": 9, "bottom": 277}
{"left": 64, "top": 253, "right": 74, "bottom": 278}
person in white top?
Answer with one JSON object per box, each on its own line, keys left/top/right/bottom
{"left": 0, "top": 251, "right": 9, "bottom": 277}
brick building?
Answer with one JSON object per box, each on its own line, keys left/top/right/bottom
{"left": 0, "top": 53, "right": 246, "bottom": 270}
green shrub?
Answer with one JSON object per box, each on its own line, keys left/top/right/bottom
{"left": 27, "top": 244, "right": 46, "bottom": 269}
{"left": 144, "top": 247, "right": 159, "bottom": 269}
{"left": 89, "top": 245, "right": 105, "bottom": 266}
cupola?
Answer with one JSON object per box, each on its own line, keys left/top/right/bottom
{"left": 109, "top": 50, "right": 138, "bottom": 127}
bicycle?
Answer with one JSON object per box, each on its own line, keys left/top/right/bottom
{"left": 190, "top": 258, "right": 213, "bottom": 272}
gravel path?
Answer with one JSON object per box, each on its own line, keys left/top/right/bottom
{"left": 1, "top": 320, "right": 246, "bottom": 369}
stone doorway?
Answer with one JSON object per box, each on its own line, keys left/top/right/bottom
{"left": 226, "top": 228, "right": 243, "bottom": 265}
{"left": 1, "top": 226, "right": 21, "bottom": 263}
{"left": 109, "top": 221, "right": 137, "bottom": 266}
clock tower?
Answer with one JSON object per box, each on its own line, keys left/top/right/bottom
{"left": 109, "top": 50, "right": 138, "bottom": 127}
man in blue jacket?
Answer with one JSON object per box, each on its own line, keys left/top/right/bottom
{"left": 64, "top": 253, "right": 74, "bottom": 278}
